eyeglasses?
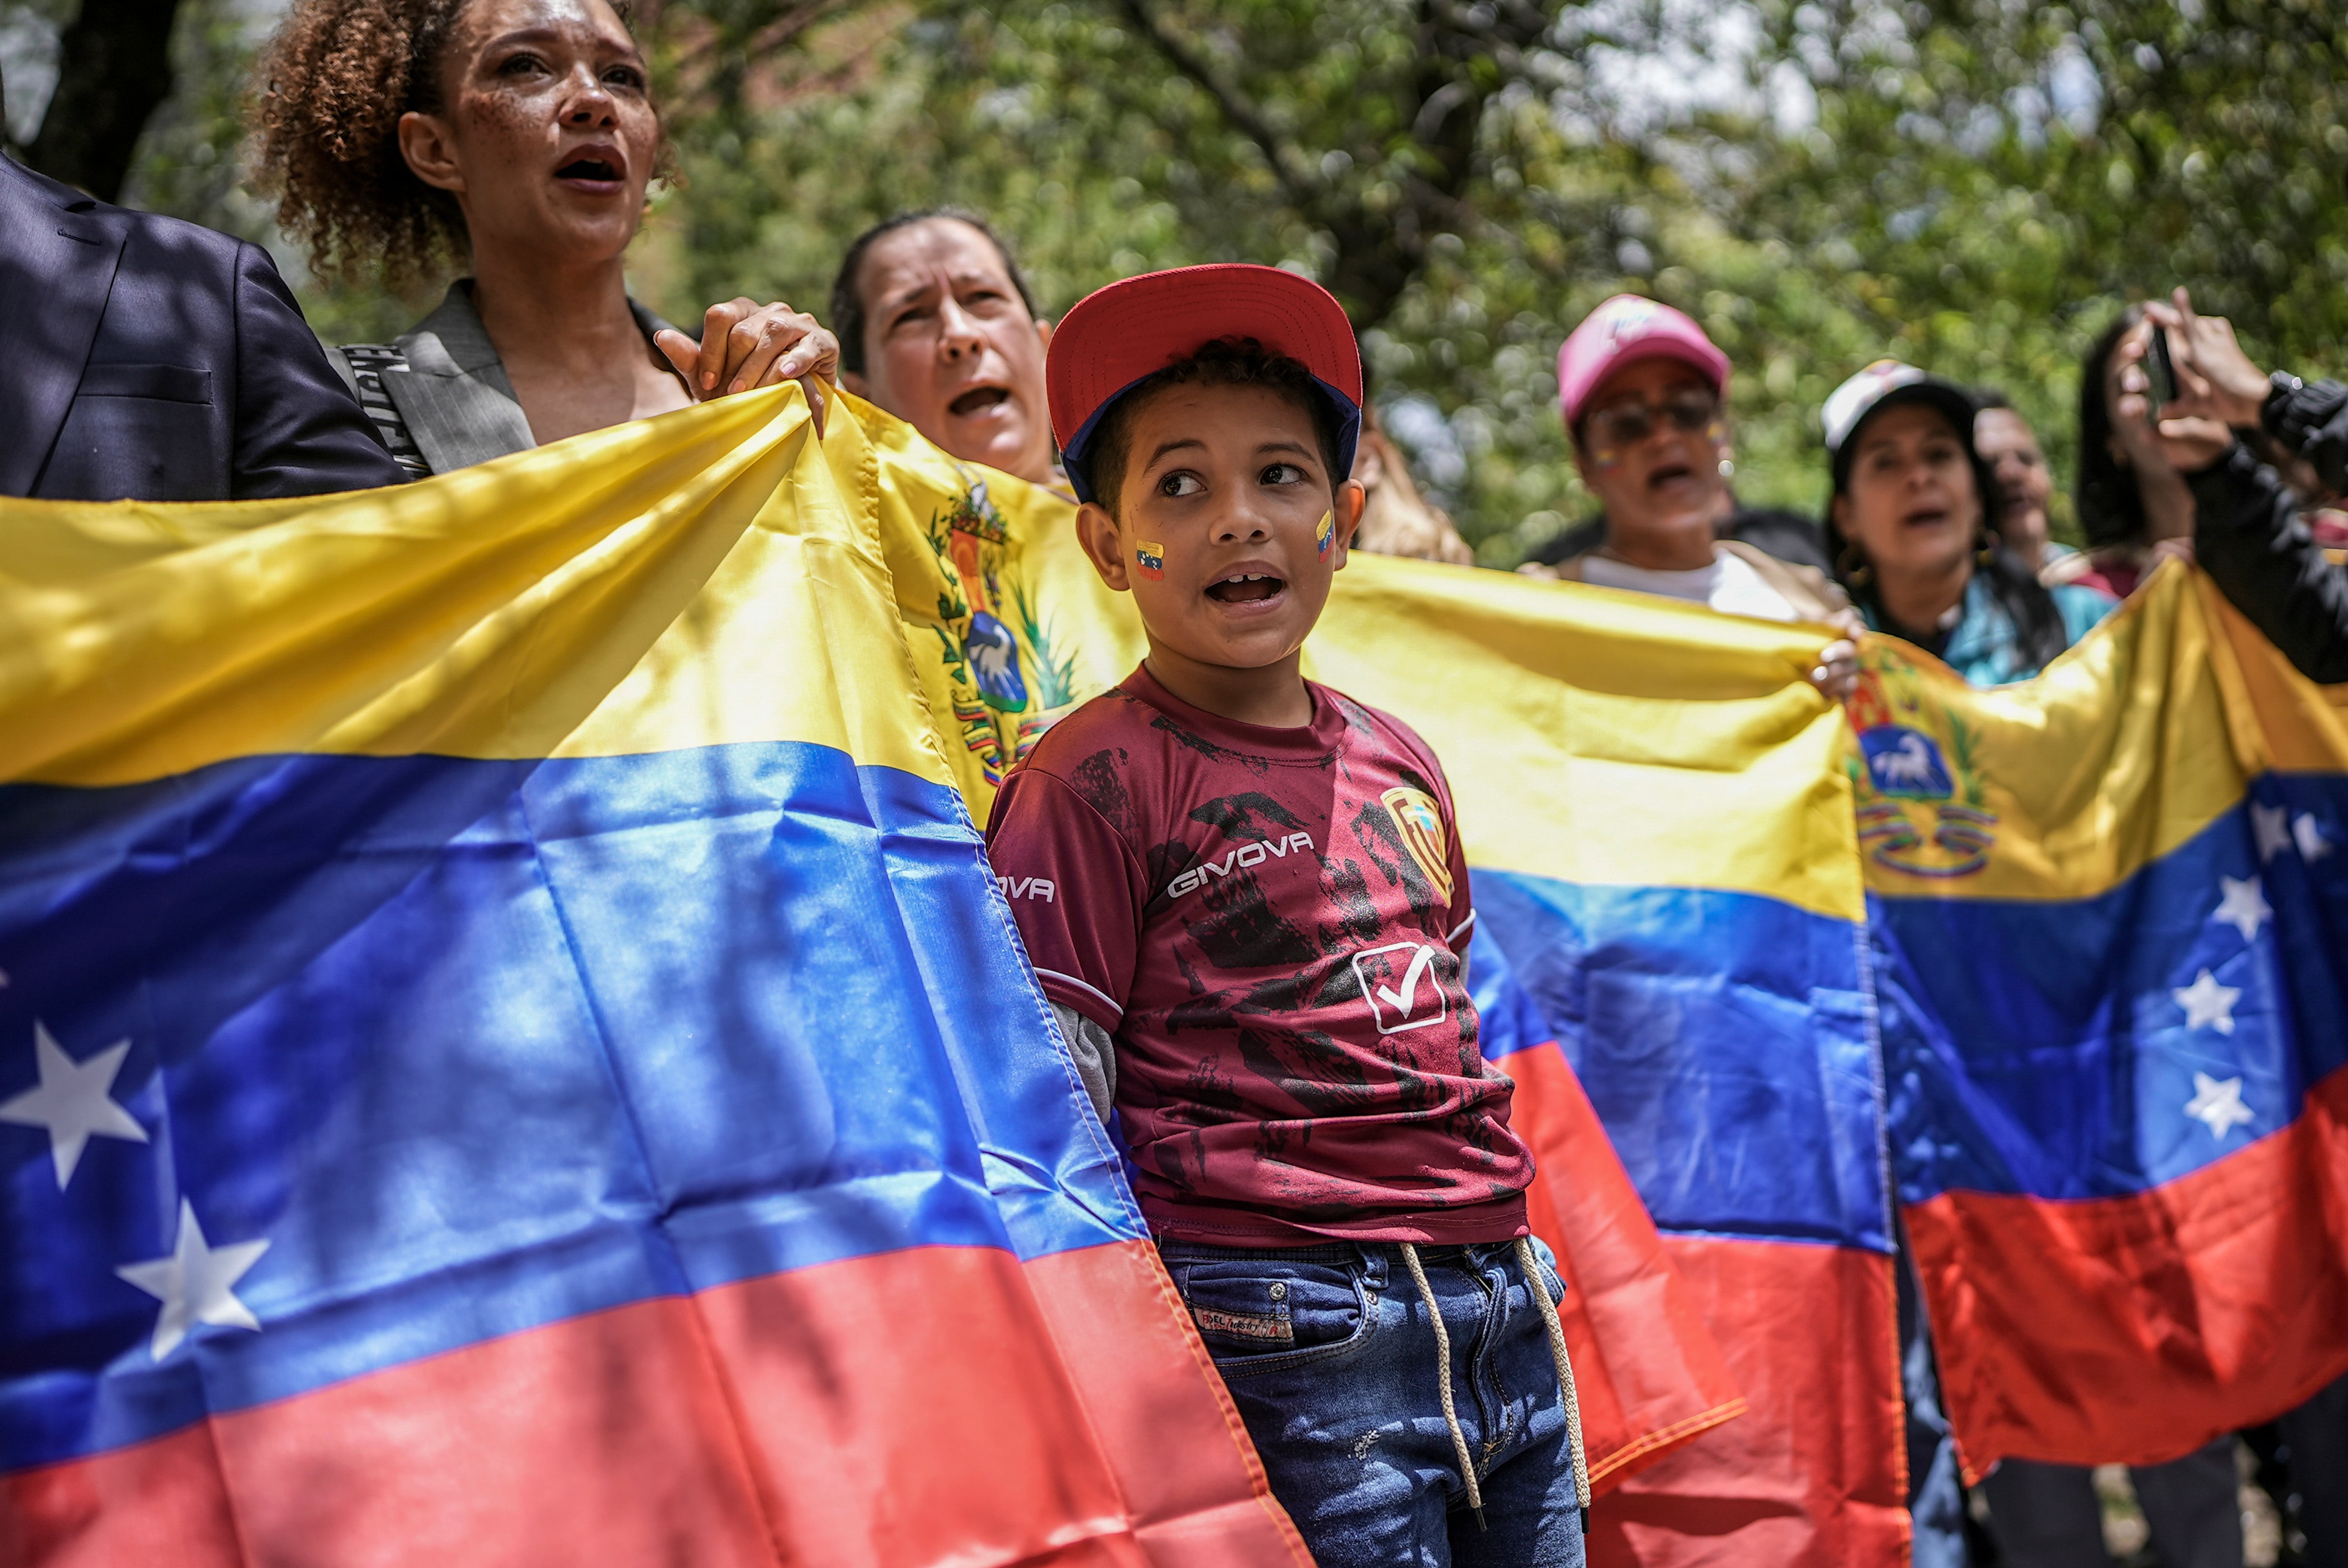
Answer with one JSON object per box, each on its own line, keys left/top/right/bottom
{"left": 1581, "top": 389, "right": 1721, "bottom": 452}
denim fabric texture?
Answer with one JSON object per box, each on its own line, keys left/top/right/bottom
{"left": 1159, "top": 1237, "right": 1587, "bottom": 1568}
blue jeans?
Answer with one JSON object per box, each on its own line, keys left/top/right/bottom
{"left": 1159, "top": 1237, "right": 1587, "bottom": 1568}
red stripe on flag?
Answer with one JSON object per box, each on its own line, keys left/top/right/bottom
{"left": 3, "top": 1284, "right": 788, "bottom": 1568}
{"left": 1588, "top": 1237, "right": 1908, "bottom": 1568}
{"left": 2, "top": 1243, "right": 1303, "bottom": 1568}
{"left": 1024, "top": 1242, "right": 1311, "bottom": 1567}
{"left": 1504, "top": 1041, "right": 1746, "bottom": 1490}
{"left": 1909, "top": 1063, "right": 2348, "bottom": 1476}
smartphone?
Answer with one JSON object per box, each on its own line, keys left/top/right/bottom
{"left": 2145, "top": 325, "right": 2178, "bottom": 421}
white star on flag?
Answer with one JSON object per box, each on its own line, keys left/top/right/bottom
{"left": 2172, "top": 969, "right": 2242, "bottom": 1035}
{"left": 2294, "top": 813, "right": 2332, "bottom": 862}
{"left": 2183, "top": 1072, "right": 2256, "bottom": 1141}
{"left": 0, "top": 1022, "right": 148, "bottom": 1187}
{"left": 2251, "top": 803, "right": 2293, "bottom": 862}
{"left": 2213, "top": 875, "right": 2272, "bottom": 942}
{"left": 115, "top": 1199, "right": 271, "bottom": 1362}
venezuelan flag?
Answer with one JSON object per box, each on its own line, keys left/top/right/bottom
{"left": 1309, "top": 557, "right": 1905, "bottom": 1564}
{"left": 855, "top": 399, "right": 1131, "bottom": 806}
{"left": 1860, "top": 564, "right": 2348, "bottom": 1476}
{"left": 0, "top": 388, "right": 1305, "bottom": 1566}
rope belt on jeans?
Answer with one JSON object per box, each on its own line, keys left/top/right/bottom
{"left": 1396, "top": 1239, "right": 1593, "bottom": 1534}
{"left": 1513, "top": 1234, "right": 1594, "bottom": 1530}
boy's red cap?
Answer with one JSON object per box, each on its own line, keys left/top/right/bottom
{"left": 1046, "top": 264, "right": 1364, "bottom": 504}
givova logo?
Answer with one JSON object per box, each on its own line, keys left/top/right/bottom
{"left": 997, "top": 875, "right": 1056, "bottom": 902}
{"left": 1163, "top": 832, "right": 1316, "bottom": 900}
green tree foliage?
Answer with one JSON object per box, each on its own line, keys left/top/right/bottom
{"left": 632, "top": 0, "right": 2348, "bottom": 558}
{"left": 9, "top": 0, "right": 2341, "bottom": 560}
{"left": 1693, "top": 0, "right": 2348, "bottom": 538}
{"left": 636, "top": 0, "right": 1672, "bottom": 560}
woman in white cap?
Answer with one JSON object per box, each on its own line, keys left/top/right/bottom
{"left": 1824, "top": 361, "right": 2116, "bottom": 686}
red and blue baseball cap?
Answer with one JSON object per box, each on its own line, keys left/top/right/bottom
{"left": 1556, "top": 294, "right": 1731, "bottom": 430}
{"left": 1046, "top": 264, "right": 1364, "bottom": 505}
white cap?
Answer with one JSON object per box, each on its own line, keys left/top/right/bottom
{"left": 1822, "top": 360, "right": 1933, "bottom": 454}
{"left": 1821, "top": 359, "right": 1981, "bottom": 492}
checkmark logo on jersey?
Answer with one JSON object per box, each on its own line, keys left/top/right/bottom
{"left": 1376, "top": 947, "right": 1436, "bottom": 1015}
{"left": 1351, "top": 941, "right": 1450, "bottom": 1035}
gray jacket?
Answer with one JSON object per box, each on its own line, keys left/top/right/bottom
{"left": 332, "top": 282, "right": 677, "bottom": 478}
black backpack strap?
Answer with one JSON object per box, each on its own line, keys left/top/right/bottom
{"left": 338, "top": 343, "right": 431, "bottom": 479}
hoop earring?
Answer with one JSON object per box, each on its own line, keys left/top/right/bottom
{"left": 1837, "top": 542, "right": 1871, "bottom": 588}
{"left": 1716, "top": 457, "right": 1736, "bottom": 479}
{"left": 1976, "top": 528, "right": 2003, "bottom": 568}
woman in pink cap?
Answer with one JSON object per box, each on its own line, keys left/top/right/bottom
{"left": 1521, "top": 294, "right": 1858, "bottom": 692}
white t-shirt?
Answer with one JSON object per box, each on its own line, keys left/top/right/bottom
{"left": 1578, "top": 546, "right": 1801, "bottom": 623}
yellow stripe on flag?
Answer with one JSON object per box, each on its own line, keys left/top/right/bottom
{"left": 1850, "top": 563, "right": 2348, "bottom": 903}
{"left": 1310, "top": 555, "right": 1864, "bottom": 923}
{"left": 0, "top": 385, "right": 949, "bottom": 788}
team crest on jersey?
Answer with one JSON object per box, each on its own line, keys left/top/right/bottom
{"left": 1381, "top": 786, "right": 1452, "bottom": 901}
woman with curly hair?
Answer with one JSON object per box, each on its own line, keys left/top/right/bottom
{"left": 251, "top": 0, "right": 835, "bottom": 476}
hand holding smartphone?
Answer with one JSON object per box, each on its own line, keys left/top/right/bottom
{"left": 2144, "top": 325, "right": 2178, "bottom": 423}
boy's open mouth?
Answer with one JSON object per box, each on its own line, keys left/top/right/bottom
{"left": 1206, "top": 572, "right": 1285, "bottom": 605}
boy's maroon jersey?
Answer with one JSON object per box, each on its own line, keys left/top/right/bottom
{"left": 983, "top": 664, "right": 1533, "bottom": 1246}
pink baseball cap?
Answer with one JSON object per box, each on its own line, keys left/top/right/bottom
{"left": 1556, "top": 294, "right": 1731, "bottom": 429}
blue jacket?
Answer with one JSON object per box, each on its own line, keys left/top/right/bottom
{"left": 1864, "top": 573, "right": 2117, "bottom": 687}
{"left": 0, "top": 154, "right": 404, "bottom": 502}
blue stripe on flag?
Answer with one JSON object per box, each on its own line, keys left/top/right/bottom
{"left": 1466, "top": 925, "right": 1553, "bottom": 1062}
{"left": 0, "top": 742, "right": 1135, "bottom": 1472}
{"left": 1469, "top": 869, "right": 1888, "bottom": 1254}
{"left": 1875, "top": 775, "right": 2348, "bottom": 1206}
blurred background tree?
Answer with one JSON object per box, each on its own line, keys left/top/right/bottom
{"left": 2, "top": 0, "right": 2340, "bottom": 562}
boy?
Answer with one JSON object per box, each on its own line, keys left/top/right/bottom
{"left": 983, "top": 264, "right": 1589, "bottom": 1567}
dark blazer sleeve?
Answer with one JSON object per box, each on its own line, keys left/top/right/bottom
{"left": 2191, "top": 441, "right": 2348, "bottom": 684}
{"left": 230, "top": 241, "right": 406, "bottom": 499}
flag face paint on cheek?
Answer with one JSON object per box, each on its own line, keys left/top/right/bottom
{"left": 1316, "top": 512, "right": 1333, "bottom": 560}
{"left": 1135, "top": 541, "right": 1166, "bottom": 581}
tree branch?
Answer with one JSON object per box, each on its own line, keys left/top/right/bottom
{"left": 1115, "top": 0, "right": 1326, "bottom": 206}
{"left": 27, "top": 0, "right": 184, "bottom": 202}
